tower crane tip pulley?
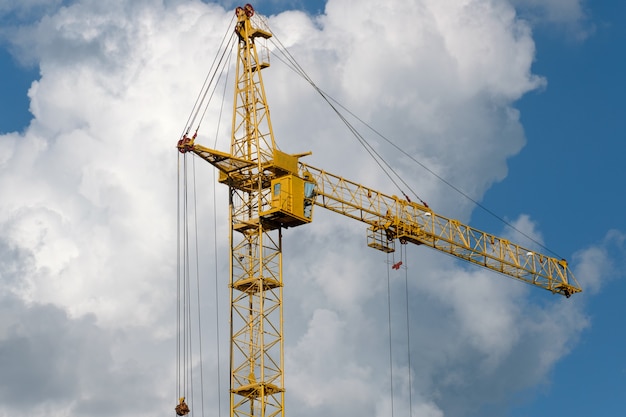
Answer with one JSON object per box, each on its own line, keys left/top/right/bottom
{"left": 176, "top": 4, "right": 581, "bottom": 417}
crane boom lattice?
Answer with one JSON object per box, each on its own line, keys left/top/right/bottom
{"left": 301, "top": 163, "right": 580, "bottom": 297}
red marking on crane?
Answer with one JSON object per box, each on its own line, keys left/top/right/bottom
{"left": 392, "top": 261, "right": 403, "bottom": 270}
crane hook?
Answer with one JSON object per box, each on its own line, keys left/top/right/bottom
{"left": 175, "top": 397, "right": 190, "bottom": 416}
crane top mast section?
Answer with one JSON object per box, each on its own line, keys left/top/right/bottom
{"left": 232, "top": 3, "right": 275, "bottom": 164}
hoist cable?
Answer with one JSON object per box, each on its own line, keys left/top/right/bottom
{"left": 330, "top": 95, "right": 562, "bottom": 258}
{"left": 180, "top": 13, "right": 235, "bottom": 136}
{"left": 309, "top": 92, "right": 428, "bottom": 205}
{"left": 267, "top": 32, "right": 561, "bottom": 259}
{"left": 189, "top": 30, "right": 236, "bottom": 135}
{"left": 268, "top": 34, "right": 425, "bottom": 205}
{"left": 177, "top": 18, "right": 234, "bottom": 417}
{"left": 181, "top": 154, "right": 190, "bottom": 400}
{"left": 179, "top": 14, "right": 237, "bottom": 139}
{"left": 176, "top": 154, "right": 182, "bottom": 401}
{"left": 195, "top": 36, "right": 237, "bottom": 134}
{"left": 403, "top": 245, "right": 414, "bottom": 417}
{"left": 210, "top": 49, "right": 232, "bottom": 417}
{"left": 211, "top": 169, "right": 223, "bottom": 417}
{"left": 386, "top": 252, "right": 395, "bottom": 417}
{"left": 191, "top": 156, "right": 207, "bottom": 417}
{"left": 184, "top": 155, "right": 192, "bottom": 402}
{"left": 177, "top": 152, "right": 208, "bottom": 415}
{"left": 321, "top": 102, "right": 563, "bottom": 257}
{"left": 180, "top": 154, "right": 189, "bottom": 398}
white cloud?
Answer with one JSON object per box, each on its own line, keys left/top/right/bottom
{"left": 501, "top": 213, "right": 545, "bottom": 250}
{"left": 265, "top": 0, "right": 543, "bottom": 217}
{"left": 573, "top": 229, "right": 626, "bottom": 295}
{"left": 0, "top": 1, "right": 606, "bottom": 416}
{"left": 0, "top": 293, "right": 172, "bottom": 417}
{"left": 513, "top": 0, "right": 587, "bottom": 23}
{"left": 0, "top": 0, "right": 63, "bottom": 19}
{"left": 511, "top": 0, "right": 594, "bottom": 40}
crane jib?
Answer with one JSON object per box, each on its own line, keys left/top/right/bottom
{"left": 300, "top": 162, "right": 581, "bottom": 298}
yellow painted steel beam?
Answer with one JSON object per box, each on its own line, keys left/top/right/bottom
{"left": 302, "top": 162, "right": 581, "bottom": 297}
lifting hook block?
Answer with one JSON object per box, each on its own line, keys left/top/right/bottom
{"left": 175, "top": 397, "right": 190, "bottom": 416}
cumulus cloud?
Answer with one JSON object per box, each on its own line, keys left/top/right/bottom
{"left": 0, "top": 0, "right": 64, "bottom": 20}
{"left": 572, "top": 229, "right": 626, "bottom": 295}
{"left": 266, "top": 0, "right": 543, "bottom": 217}
{"left": 500, "top": 213, "right": 545, "bottom": 251}
{"left": 513, "top": 0, "right": 587, "bottom": 23}
{"left": 511, "top": 0, "right": 594, "bottom": 39}
{"left": 0, "top": 1, "right": 611, "bottom": 416}
{"left": 0, "top": 293, "right": 170, "bottom": 417}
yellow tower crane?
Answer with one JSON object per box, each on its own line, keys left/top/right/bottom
{"left": 176, "top": 4, "right": 581, "bottom": 417}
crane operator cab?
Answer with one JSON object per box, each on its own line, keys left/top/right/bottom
{"left": 261, "top": 170, "right": 316, "bottom": 229}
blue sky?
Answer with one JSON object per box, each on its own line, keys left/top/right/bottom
{"left": 493, "top": 4, "right": 626, "bottom": 415}
{"left": 0, "top": 1, "right": 624, "bottom": 417}
{"left": 472, "top": 2, "right": 626, "bottom": 415}
{"left": 0, "top": 43, "right": 36, "bottom": 134}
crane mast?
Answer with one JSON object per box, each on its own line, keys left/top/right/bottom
{"left": 176, "top": 4, "right": 581, "bottom": 417}
{"left": 180, "top": 5, "right": 305, "bottom": 417}
{"left": 227, "top": 5, "right": 285, "bottom": 417}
